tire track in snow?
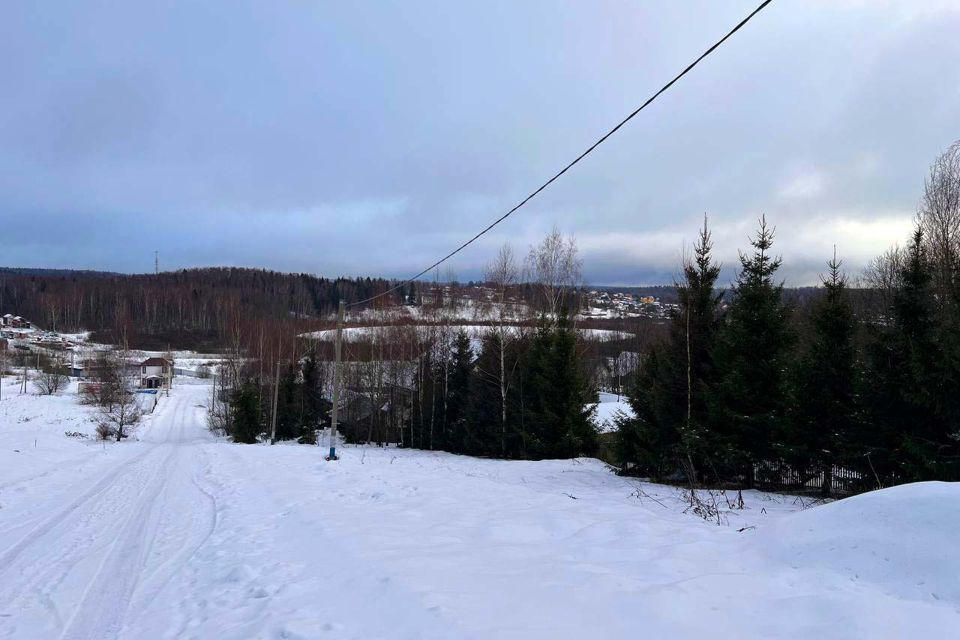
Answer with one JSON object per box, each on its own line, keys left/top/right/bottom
{"left": 57, "top": 445, "right": 179, "bottom": 640}
{"left": 123, "top": 443, "right": 220, "bottom": 636}
{"left": 0, "top": 443, "right": 156, "bottom": 578}
{"left": 0, "top": 446, "right": 164, "bottom": 638}
{"left": 0, "top": 385, "right": 219, "bottom": 640}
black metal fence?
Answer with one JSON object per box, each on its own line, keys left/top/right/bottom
{"left": 753, "top": 461, "right": 870, "bottom": 496}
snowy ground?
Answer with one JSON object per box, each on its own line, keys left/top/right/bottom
{"left": 590, "top": 391, "right": 635, "bottom": 433}
{"left": 0, "top": 376, "right": 958, "bottom": 639}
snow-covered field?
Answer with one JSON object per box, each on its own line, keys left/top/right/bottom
{"left": 0, "top": 376, "right": 957, "bottom": 639}
{"left": 590, "top": 391, "right": 635, "bottom": 433}
{"left": 303, "top": 324, "right": 631, "bottom": 343}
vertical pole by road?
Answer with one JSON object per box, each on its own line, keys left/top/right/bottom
{"left": 270, "top": 359, "right": 280, "bottom": 444}
{"left": 327, "top": 300, "right": 344, "bottom": 461}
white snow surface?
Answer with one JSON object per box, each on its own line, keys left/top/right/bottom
{"left": 302, "top": 325, "right": 631, "bottom": 343}
{"left": 1, "top": 376, "right": 958, "bottom": 638}
{"left": 590, "top": 391, "right": 635, "bottom": 433}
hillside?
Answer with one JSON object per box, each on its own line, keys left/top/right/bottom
{"left": 0, "top": 378, "right": 956, "bottom": 639}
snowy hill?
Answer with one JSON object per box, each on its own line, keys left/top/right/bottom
{"left": 0, "top": 377, "right": 957, "bottom": 638}
{"left": 759, "top": 481, "right": 960, "bottom": 607}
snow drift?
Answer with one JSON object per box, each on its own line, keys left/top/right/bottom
{"left": 758, "top": 481, "right": 960, "bottom": 606}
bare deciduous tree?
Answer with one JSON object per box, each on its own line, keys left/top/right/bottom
{"left": 95, "top": 349, "right": 142, "bottom": 441}
{"left": 862, "top": 245, "right": 905, "bottom": 320}
{"left": 919, "top": 140, "right": 960, "bottom": 303}
{"left": 484, "top": 243, "right": 519, "bottom": 456}
{"left": 526, "top": 226, "right": 583, "bottom": 320}
{"left": 33, "top": 355, "right": 68, "bottom": 395}
{"left": 97, "top": 390, "right": 142, "bottom": 441}
{"left": 97, "top": 379, "right": 142, "bottom": 442}
{"left": 82, "top": 351, "right": 121, "bottom": 408}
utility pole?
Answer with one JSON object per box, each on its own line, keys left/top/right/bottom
{"left": 327, "top": 300, "right": 345, "bottom": 461}
{"left": 270, "top": 359, "right": 280, "bottom": 444}
{"left": 155, "top": 250, "right": 159, "bottom": 275}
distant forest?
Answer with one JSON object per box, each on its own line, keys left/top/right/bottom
{"left": 0, "top": 265, "right": 876, "bottom": 352}
{"left": 0, "top": 267, "right": 396, "bottom": 350}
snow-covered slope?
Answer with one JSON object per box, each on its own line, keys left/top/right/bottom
{"left": 758, "top": 481, "right": 960, "bottom": 606}
{"left": 0, "top": 378, "right": 957, "bottom": 639}
{"left": 590, "top": 391, "right": 634, "bottom": 433}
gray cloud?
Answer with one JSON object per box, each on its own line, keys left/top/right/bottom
{"left": 2, "top": 0, "right": 959, "bottom": 284}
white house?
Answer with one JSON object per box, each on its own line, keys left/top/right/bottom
{"left": 1, "top": 314, "right": 28, "bottom": 328}
{"left": 140, "top": 357, "right": 173, "bottom": 389}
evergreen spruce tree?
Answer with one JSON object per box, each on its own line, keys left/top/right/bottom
{"left": 230, "top": 381, "right": 262, "bottom": 444}
{"left": 674, "top": 217, "right": 724, "bottom": 473}
{"left": 522, "top": 311, "right": 597, "bottom": 459}
{"left": 614, "top": 347, "right": 681, "bottom": 477}
{"left": 615, "top": 217, "right": 722, "bottom": 479}
{"left": 466, "top": 332, "right": 507, "bottom": 456}
{"left": 864, "top": 226, "right": 959, "bottom": 481}
{"left": 274, "top": 365, "right": 300, "bottom": 441}
{"left": 708, "top": 216, "right": 792, "bottom": 486}
{"left": 786, "top": 251, "right": 859, "bottom": 495}
{"left": 444, "top": 329, "right": 475, "bottom": 453}
{"left": 299, "top": 351, "right": 328, "bottom": 444}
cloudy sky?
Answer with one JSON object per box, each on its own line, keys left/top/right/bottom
{"left": 2, "top": 0, "right": 959, "bottom": 285}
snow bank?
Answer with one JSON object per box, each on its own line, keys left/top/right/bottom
{"left": 758, "top": 481, "right": 960, "bottom": 606}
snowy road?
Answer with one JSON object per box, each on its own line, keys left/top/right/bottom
{"left": 1, "top": 381, "right": 958, "bottom": 639}
{"left": 0, "top": 385, "right": 457, "bottom": 639}
{"left": 0, "top": 387, "right": 218, "bottom": 639}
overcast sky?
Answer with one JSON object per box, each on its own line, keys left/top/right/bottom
{"left": 2, "top": 0, "right": 959, "bottom": 285}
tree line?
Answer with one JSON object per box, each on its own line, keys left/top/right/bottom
{"left": 616, "top": 142, "right": 960, "bottom": 494}
{"left": 0, "top": 268, "right": 398, "bottom": 350}
{"left": 209, "top": 230, "right": 603, "bottom": 460}
{"left": 400, "top": 231, "right": 599, "bottom": 460}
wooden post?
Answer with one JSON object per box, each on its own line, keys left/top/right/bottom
{"left": 327, "top": 300, "right": 345, "bottom": 460}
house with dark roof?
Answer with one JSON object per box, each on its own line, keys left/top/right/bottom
{"left": 140, "top": 357, "right": 173, "bottom": 389}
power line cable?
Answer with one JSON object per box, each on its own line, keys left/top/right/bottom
{"left": 347, "top": 0, "right": 774, "bottom": 307}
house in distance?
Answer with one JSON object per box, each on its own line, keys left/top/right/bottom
{"left": 139, "top": 357, "right": 173, "bottom": 390}
{"left": 1, "top": 314, "right": 30, "bottom": 329}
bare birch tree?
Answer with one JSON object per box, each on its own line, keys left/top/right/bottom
{"left": 918, "top": 140, "right": 960, "bottom": 304}
{"left": 96, "top": 349, "right": 142, "bottom": 441}
{"left": 526, "top": 226, "right": 583, "bottom": 320}
{"left": 862, "top": 245, "right": 905, "bottom": 321}
{"left": 485, "top": 243, "right": 519, "bottom": 456}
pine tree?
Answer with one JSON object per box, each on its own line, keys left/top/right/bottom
{"left": 675, "top": 217, "right": 724, "bottom": 473}
{"left": 864, "top": 226, "right": 959, "bottom": 481}
{"left": 708, "top": 216, "right": 792, "bottom": 486}
{"left": 786, "top": 250, "right": 859, "bottom": 495}
{"left": 614, "top": 346, "right": 682, "bottom": 477}
{"left": 466, "top": 332, "right": 507, "bottom": 456}
{"left": 299, "top": 351, "right": 329, "bottom": 443}
{"left": 444, "top": 329, "right": 475, "bottom": 453}
{"left": 522, "top": 312, "right": 597, "bottom": 459}
{"left": 615, "top": 216, "right": 722, "bottom": 479}
{"left": 230, "top": 381, "right": 262, "bottom": 444}
{"left": 274, "top": 365, "right": 300, "bottom": 441}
